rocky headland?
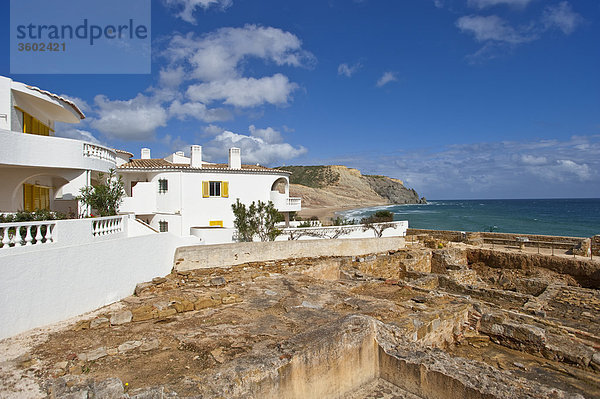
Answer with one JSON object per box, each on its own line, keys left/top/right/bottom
{"left": 277, "top": 165, "right": 426, "bottom": 220}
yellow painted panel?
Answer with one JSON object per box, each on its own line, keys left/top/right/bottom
{"left": 221, "top": 181, "right": 229, "bottom": 198}
{"left": 209, "top": 220, "right": 223, "bottom": 227}
{"left": 202, "top": 181, "right": 209, "bottom": 198}
{"left": 23, "top": 184, "right": 33, "bottom": 211}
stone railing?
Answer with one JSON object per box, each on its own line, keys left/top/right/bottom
{"left": 83, "top": 143, "right": 116, "bottom": 163}
{"left": 92, "top": 216, "right": 124, "bottom": 237}
{"left": 0, "top": 220, "right": 56, "bottom": 249}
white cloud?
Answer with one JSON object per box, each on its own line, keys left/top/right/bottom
{"left": 338, "top": 62, "right": 362, "bottom": 77}
{"left": 542, "top": 1, "right": 583, "bottom": 35}
{"left": 90, "top": 94, "right": 168, "bottom": 141}
{"left": 202, "top": 126, "right": 306, "bottom": 165}
{"left": 456, "top": 15, "right": 535, "bottom": 44}
{"left": 164, "top": 25, "right": 314, "bottom": 82}
{"left": 376, "top": 72, "right": 398, "bottom": 87}
{"left": 186, "top": 74, "right": 298, "bottom": 108}
{"left": 59, "top": 94, "right": 91, "bottom": 114}
{"left": 518, "top": 154, "right": 547, "bottom": 166}
{"left": 163, "top": 0, "right": 233, "bottom": 24}
{"left": 203, "top": 124, "right": 224, "bottom": 136}
{"left": 467, "top": 0, "right": 534, "bottom": 9}
{"left": 169, "top": 100, "right": 232, "bottom": 122}
{"left": 54, "top": 126, "right": 102, "bottom": 145}
{"left": 159, "top": 66, "right": 186, "bottom": 88}
{"left": 319, "top": 136, "right": 600, "bottom": 199}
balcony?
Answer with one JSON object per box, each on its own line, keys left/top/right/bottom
{"left": 0, "top": 129, "right": 116, "bottom": 172}
{"left": 270, "top": 191, "right": 302, "bottom": 212}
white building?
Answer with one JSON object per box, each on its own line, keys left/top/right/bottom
{"left": 118, "top": 146, "right": 302, "bottom": 240}
{"left": 0, "top": 75, "right": 128, "bottom": 217}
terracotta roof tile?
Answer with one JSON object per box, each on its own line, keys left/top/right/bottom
{"left": 118, "top": 158, "right": 289, "bottom": 174}
{"left": 25, "top": 85, "right": 86, "bottom": 120}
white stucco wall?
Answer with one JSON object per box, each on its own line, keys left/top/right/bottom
{"left": 0, "top": 232, "right": 189, "bottom": 339}
{"left": 120, "top": 169, "right": 291, "bottom": 236}
{"left": 0, "top": 129, "right": 115, "bottom": 172}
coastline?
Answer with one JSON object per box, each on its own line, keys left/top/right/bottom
{"left": 297, "top": 205, "right": 374, "bottom": 223}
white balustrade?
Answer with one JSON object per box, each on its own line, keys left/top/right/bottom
{"left": 92, "top": 216, "right": 124, "bottom": 237}
{"left": 83, "top": 143, "right": 116, "bottom": 163}
{"left": 0, "top": 221, "right": 55, "bottom": 249}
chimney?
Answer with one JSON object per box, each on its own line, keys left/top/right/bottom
{"left": 190, "top": 145, "right": 202, "bottom": 168}
{"left": 229, "top": 147, "right": 241, "bottom": 169}
{"left": 141, "top": 148, "right": 151, "bottom": 159}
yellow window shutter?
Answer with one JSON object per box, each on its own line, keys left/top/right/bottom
{"left": 33, "top": 186, "right": 41, "bottom": 210}
{"left": 202, "top": 181, "right": 209, "bottom": 198}
{"left": 221, "top": 181, "right": 229, "bottom": 197}
{"left": 41, "top": 187, "right": 50, "bottom": 209}
{"left": 23, "top": 184, "right": 33, "bottom": 211}
{"left": 209, "top": 220, "right": 223, "bottom": 227}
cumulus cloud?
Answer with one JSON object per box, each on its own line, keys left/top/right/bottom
{"left": 164, "top": 25, "right": 314, "bottom": 82}
{"left": 202, "top": 126, "right": 306, "bottom": 165}
{"left": 90, "top": 94, "right": 168, "bottom": 141}
{"left": 338, "top": 62, "right": 362, "bottom": 77}
{"left": 376, "top": 72, "right": 398, "bottom": 87}
{"left": 163, "top": 0, "right": 233, "bottom": 24}
{"left": 168, "top": 100, "right": 232, "bottom": 122}
{"left": 456, "top": 15, "right": 535, "bottom": 44}
{"left": 186, "top": 74, "right": 298, "bottom": 108}
{"left": 542, "top": 1, "right": 583, "bottom": 35}
{"left": 467, "top": 0, "right": 534, "bottom": 9}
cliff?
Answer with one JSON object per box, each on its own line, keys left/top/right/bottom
{"left": 277, "top": 165, "right": 426, "bottom": 214}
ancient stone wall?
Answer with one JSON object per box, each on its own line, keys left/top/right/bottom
{"left": 467, "top": 248, "right": 600, "bottom": 288}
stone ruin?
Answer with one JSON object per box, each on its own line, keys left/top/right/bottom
{"left": 1, "top": 235, "right": 599, "bottom": 398}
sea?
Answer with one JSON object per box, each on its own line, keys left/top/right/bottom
{"left": 338, "top": 198, "right": 600, "bottom": 238}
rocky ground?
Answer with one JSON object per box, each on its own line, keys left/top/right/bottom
{"left": 0, "top": 237, "right": 599, "bottom": 398}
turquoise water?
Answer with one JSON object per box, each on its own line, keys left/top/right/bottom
{"left": 339, "top": 199, "right": 600, "bottom": 238}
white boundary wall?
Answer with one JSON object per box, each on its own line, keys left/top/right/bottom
{"left": 175, "top": 236, "right": 405, "bottom": 271}
{"left": 0, "top": 218, "right": 195, "bottom": 339}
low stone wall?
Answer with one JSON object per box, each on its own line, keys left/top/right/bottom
{"left": 407, "top": 228, "right": 591, "bottom": 251}
{"left": 466, "top": 248, "right": 600, "bottom": 289}
{"left": 174, "top": 237, "right": 405, "bottom": 271}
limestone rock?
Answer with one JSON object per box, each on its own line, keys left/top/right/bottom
{"left": 90, "top": 317, "right": 109, "bottom": 329}
{"left": 210, "top": 276, "right": 226, "bottom": 286}
{"left": 140, "top": 338, "right": 160, "bottom": 352}
{"left": 94, "top": 377, "right": 124, "bottom": 399}
{"left": 110, "top": 310, "right": 132, "bottom": 325}
{"left": 194, "top": 296, "right": 220, "bottom": 310}
{"left": 118, "top": 341, "right": 142, "bottom": 353}
{"left": 132, "top": 305, "right": 157, "bottom": 322}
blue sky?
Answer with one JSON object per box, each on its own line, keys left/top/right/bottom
{"left": 2, "top": 0, "right": 599, "bottom": 199}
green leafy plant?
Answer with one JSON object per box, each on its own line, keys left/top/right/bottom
{"left": 232, "top": 199, "right": 282, "bottom": 242}
{"left": 78, "top": 169, "right": 125, "bottom": 217}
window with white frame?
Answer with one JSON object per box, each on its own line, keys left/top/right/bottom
{"left": 209, "top": 181, "right": 221, "bottom": 197}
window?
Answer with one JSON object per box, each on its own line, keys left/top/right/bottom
{"left": 210, "top": 181, "right": 221, "bottom": 197}
{"left": 18, "top": 108, "right": 51, "bottom": 136}
{"left": 202, "top": 181, "right": 229, "bottom": 198}
{"left": 158, "top": 178, "right": 168, "bottom": 193}
{"left": 159, "top": 220, "right": 168, "bottom": 232}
